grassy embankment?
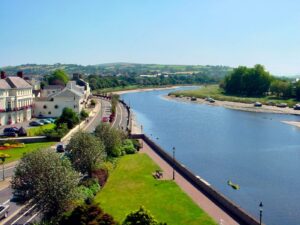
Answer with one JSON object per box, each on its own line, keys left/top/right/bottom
{"left": 94, "top": 154, "right": 216, "bottom": 225}
{"left": 3, "top": 142, "right": 55, "bottom": 163}
{"left": 27, "top": 124, "right": 56, "bottom": 136}
{"left": 171, "top": 85, "right": 298, "bottom": 107}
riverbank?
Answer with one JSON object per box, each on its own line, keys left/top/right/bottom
{"left": 166, "top": 95, "right": 300, "bottom": 115}
{"left": 112, "top": 85, "right": 179, "bottom": 95}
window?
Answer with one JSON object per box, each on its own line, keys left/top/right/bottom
{"left": 48, "top": 111, "right": 51, "bottom": 115}
{"left": 43, "top": 105, "right": 47, "bottom": 109}
{"left": 54, "top": 105, "right": 58, "bottom": 109}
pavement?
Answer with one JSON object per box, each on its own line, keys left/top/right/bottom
{"left": 140, "top": 141, "right": 239, "bottom": 225}
{"left": 0, "top": 97, "right": 130, "bottom": 225}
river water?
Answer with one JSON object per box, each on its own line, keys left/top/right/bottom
{"left": 121, "top": 87, "right": 300, "bottom": 225}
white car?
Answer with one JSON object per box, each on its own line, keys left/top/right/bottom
{"left": 0, "top": 204, "right": 10, "bottom": 220}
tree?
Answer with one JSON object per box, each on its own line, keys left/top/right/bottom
{"left": 80, "top": 109, "right": 89, "bottom": 120}
{"left": 295, "top": 81, "right": 300, "bottom": 100}
{"left": 11, "top": 150, "right": 79, "bottom": 217}
{"left": 59, "top": 204, "right": 117, "bottom": 225}
{"left": 0, "top": 153, "right": 10, "bottom": 181}
{"left": 56, "top": 107, "right": 80, "bottom": 129}
{"left": 123, "top": 206, "right": 166, "bottom": 225}
{"left": 270, "top": 80, "right": 293, "bottom": 97}
{"left": 94, "top": 123, "right": 125, "bottom": 157}
{"left": 66, "top": 131, "right": 106, "bottom": 176}
{"left": 222, "top": 64, "right": 272, "bottom": 96}
{"left": 48, "top": 69, "right": 70, "bottom": 85}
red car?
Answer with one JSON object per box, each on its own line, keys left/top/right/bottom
{"left": 102, "top": 117, "right": 109, "bottom": 122}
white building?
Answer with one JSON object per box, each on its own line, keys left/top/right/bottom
{"left": 0, "top": 72, "right": 34, "bottom": 125}
{"left": 33, "top": 79, "right": 90, "bottom": 118}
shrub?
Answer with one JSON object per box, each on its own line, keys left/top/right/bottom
{"left": 123, "top": 206, "right": 166, "bottom": 225}
{"left": 121, "top": 139, "right": 136, "bottom": 154}
{"left": 56, "top": 108, "right": 80, "bottom": 129}
{"left": 91, "top": 168, "right": 109, "bottom": 187}
{"left": 59, "top": 204, "right": 117, "bottom": 225}
{"left": 80, "top": 109, "right": 89, "bottom": 120}
{"left": 76, "top": 185, "right": 94, "bottom": 202}
{"left": 90, "top": 99, "right": 96, "bottom": 106}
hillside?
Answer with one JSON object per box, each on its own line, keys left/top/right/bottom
{"left": 0, "top": 63, "right": 232, "bottom": 78}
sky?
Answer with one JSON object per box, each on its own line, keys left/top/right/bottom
{"left": 1, "top": 0, "right": 300, "bottom": 75}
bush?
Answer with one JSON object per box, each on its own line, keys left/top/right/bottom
{"left": 80, "top": 110, "right": 89, "bottom": 120}
{"left": 44, "top": 123, "right": 69, "bottom": 139}
{"left": 123, "top": 206, "right": 166, "bottom": 225}
{"left": 59, "top": 204, "right": 117, "bottom": 225}
{"left": 76, "top": 185, "right": 94, "bottom": 202}
{"left": 90, "top": 99, "right": 96, "bottom": 106}
{"left": 56, "top": 108, "right": 80, "bottom": 129}
{"left": 121, "top": 139, "right": 136, "bottom": 154}
{"left": 91, "top": 168, "right": 109, "bottom": 187}
{"left": 80, "top": 178, "right": 101, "bottom": 196}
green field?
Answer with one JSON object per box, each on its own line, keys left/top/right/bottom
{"left": 2, "top": 142, "right": 55, "bottom": 163}
{"left": 27, "top": 124, "right": 56, "bottom": 136}
{"left": 171, "top": 85, "right": 298, "bottom": 107}
{"left": 94, "top": 154, "right": 216, "bottom": 225}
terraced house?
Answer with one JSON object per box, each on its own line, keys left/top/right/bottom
{"left": 0, "top": 71, "right": 34, "bottom": 125}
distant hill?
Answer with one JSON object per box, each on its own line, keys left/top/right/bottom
{"left": 0, "top": 63, "right": 232, "bottom": 78}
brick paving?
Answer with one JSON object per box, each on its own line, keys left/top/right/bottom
{"left": 140, "top": 140, "right": 239, "bottom": 225}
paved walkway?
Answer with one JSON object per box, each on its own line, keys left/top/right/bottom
{"left": 140, "top": 141, "right": 239, "bottom": 225}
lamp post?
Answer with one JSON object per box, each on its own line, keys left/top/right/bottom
{"left": 259, "top": 202, "right": 263, "bottom": 225}
{"left": 172, "top": 147, "right": 175, "bottom": 180}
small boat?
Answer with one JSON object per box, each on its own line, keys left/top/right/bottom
{"left": 191, "top": 96, "right": 197, "bottom": 101}
{"left": 276, "top": 103, "right": 288, "bottom": 108}
{"left": 208, "top": 97, "right": 215, "bottom": 103}
{"left": 227, "top": 180, "right": 240, "bottom": 190}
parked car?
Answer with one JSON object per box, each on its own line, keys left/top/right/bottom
{"left": 3, "top": 127, "right": 19, "bottom": 134}
{"left": 4, "top": 132, "right": 18, "bottom": 137}
{"left": 102, "top": 117, "right": 109, "bottom": 123}
{"left": 39, "top": 119, "right": 51, "bottom": 124}
{"left": 29, "top": 121, "right": 43, "bottom": 126}
{"left": 294, "top": 104, "right": 300, "bottom": 110}
{"left": 56, "top": 144, "right": 65, "bottom": 153}
{"left": 254, "top": 102, "right": 262, "bottom": 107}
{"left": 47, "top": 118, "right": 56, "bottom": 123}
{"left": 0, "top": 204, "right": 10, "bottom": 220}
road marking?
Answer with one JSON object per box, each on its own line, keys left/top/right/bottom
{"left": 11, "top": 204, "right": 36, "bottom": 225}
{"left": 111, "top": 102, "right": 117, "bottom": 128}
{"left": 0, "top": 204, "right": 27, "bottom": 225}
{"left": 24, "top": 211, "right": 40, "bottom": 224}
{"left": 118, "top": 103, "right": 123, "bottom": 128}
{"left": 2, "top": 199, "right": 10, "bottom": 205}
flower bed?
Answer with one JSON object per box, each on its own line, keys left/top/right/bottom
{"left": 0, "top": 143, "right": 25, "bottom": 150}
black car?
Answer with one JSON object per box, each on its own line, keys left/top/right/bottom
{"left": 4, "top": 132, "right": 17, "bottom": 137}
{"left": 3, "top": 127, "right": 19, "bottom": 133}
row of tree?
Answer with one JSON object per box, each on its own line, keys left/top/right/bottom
{"left": 11, "top": 122, "right": 134, "bottom": 221}
{"left": 87, "top": 73, "right": 220, "bottom": 90}
{"left": 221, "top": 64, "right": 300, "bottom": 100}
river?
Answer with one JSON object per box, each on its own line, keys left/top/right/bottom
{"left": 121, "top": 86, "right": 300, "bottom": 225}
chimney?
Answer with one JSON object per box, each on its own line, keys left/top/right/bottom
{"left": 0, "top": 71, "right": 6, "bottom": 79}
{"left": 17, "top": 71, "right": 23, "bottom": 78}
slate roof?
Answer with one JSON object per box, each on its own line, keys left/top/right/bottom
{"left": 6, "top": 77, "right": 32, "bottom": 88}
{"left": 0, "top": 80, "right": 11, "bottom": 90}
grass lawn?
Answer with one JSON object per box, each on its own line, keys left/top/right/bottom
{"left": 171, "top": 85, "right": 298, "bottom": 107}
{"left": 2, "top": 142, "right": 55, "bottom": 163}
{"left": 94, "top": 154, "right": 216, "bottom": 225}
{"left": 27, "top": 124, "right": 56, "bottom": 136}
